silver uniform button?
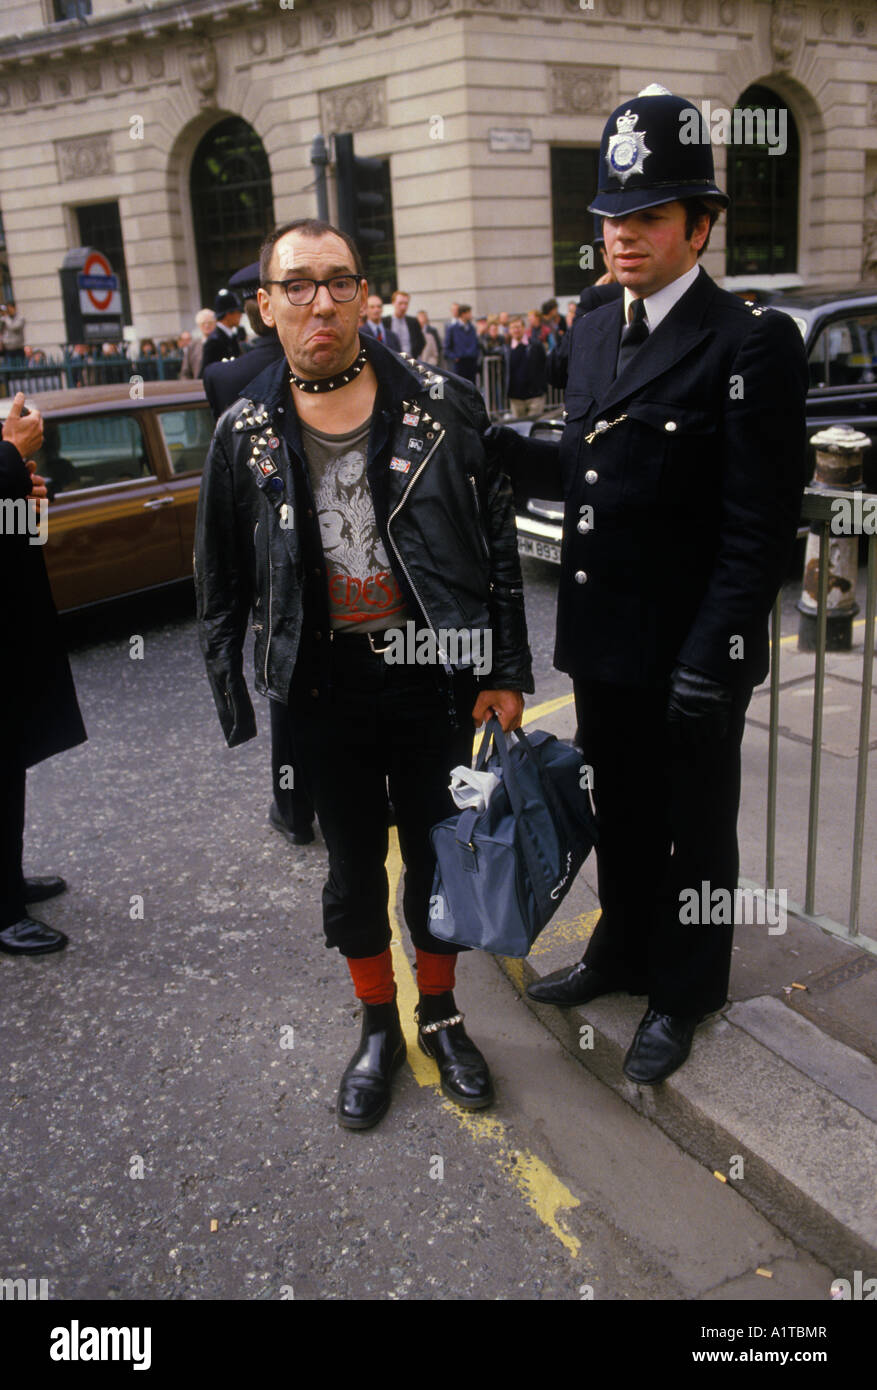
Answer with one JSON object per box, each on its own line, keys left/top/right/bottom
{"left": 574, "top": 570, "right": 588, "bottom": 584}
{"left": 577, "top": 517, "right": 591, "bottom": 533}
{"left": 595, "top": 419, "right": 608, "bottom": 432}
{"left": 664, "top": 420, "right": 677, "bottom": 432}
{"left": 585, "top": 469, "right": 598, "bottom": 484}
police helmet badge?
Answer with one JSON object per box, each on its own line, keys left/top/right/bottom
{"left": 606, "top": 109, "right": 651, "bottom": 185}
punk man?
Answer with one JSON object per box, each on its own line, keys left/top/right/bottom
{"left": 195, "top": 219, "right": 532, "bottom": 1128}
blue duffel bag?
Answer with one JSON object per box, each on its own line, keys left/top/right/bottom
{"left": 429, "top": 715, "right": 597, "bottom": 957}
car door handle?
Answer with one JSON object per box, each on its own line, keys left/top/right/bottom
{"left": 142, "top": 496, "right": 174, "bottom": 509}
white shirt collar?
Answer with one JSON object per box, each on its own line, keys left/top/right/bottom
{"left": 623, "top": 263, "right": 701, "bottom": 334}
{"left": 218, "top": 320, "right": 237, "bottom": 337}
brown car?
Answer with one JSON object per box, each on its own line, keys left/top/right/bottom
{"left": 0, "top": 380, "right": 212, "bottom": 612}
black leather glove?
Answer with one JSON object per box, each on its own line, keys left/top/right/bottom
{"left": 666, "top": 665, "right": 733, "bottom": 749}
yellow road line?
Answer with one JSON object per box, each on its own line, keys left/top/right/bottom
{"left": 386, "top": 832, "right": 582, "bottom": 1259}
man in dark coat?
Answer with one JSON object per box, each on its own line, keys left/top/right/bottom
{"left": 0, "top": 394, "right": 87, "bottom": 954}
{"left": 200, "top": 289, "right": 244, "bottom": 375}
{"left": 202, "top": 264, "right": 315, "bottom": 846}
{"left": 509, "top": 86, "right": 808, "bottom": 1083}
{"left": 381, "top": 290, "right": 424, "bottom": 358}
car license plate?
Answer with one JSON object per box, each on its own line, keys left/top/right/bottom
{"left": 517, "top": 535, "right": 561, "bottom": 564}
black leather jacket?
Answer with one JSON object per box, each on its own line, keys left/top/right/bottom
{"left": 194, "top": 333, "right": 533, "bottom": 746}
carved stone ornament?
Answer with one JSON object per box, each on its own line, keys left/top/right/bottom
{"left": 0, "top": 86, "right": 9, "bottom": 109}
{"left": 549, "top": 65, "right": 615, "bottom": 116}
{"left": 644, "top": 0, "right": 662, "bottom": 18}
{"left": 352, "top": 3, "right": 374, "bottom": 28}
{"left": 820, "top": 8, "right": 838, "bottom": 34}
{"left": 682, "top": 0, "right": 702, "bottom": 20}
{"left": 55, "top": 75, "right": 71, "bottom": 98}
{"left": 188, "top": 38, "right": 218, "bottom": 105}
{"left": 318, "top": 12, "right": 337, "bottom": 37}
{"left": 390, "top": 0, "right": 412, "bottom": 14}
{"left": 115, "top": 60, "right": 132, "bottom": 85}
{"left": 321, "top": 79, "right": 386, "bottom": 133}
{"left": 867, "top": 85, "right": 877, "bottom": 127}
{"left": 718, "top": 0, "right": 738, "bottom": 25}
{"left": 282, "top": 17, "right": 302, "bottom": 47}
{"left": 147, "top": 53, "right": 165, "bottom": 79}
{"left": 770, "top": 1, "right": 803, "bottom": 69}
{"left": 84, "top": 66, "right": 102, "bottom": 91}
{"left": 605, "top": 0, "right": 623, "bottom": 15}
{"left": 429, "top": 0, "right": 452, "bottom": 10}
{"left": 852, "top": 12, "right": 868, "bottom": 37}
{"left": 56, "top": 135, "right": 114, "bottom": 183}
{"left": 249, "top": 29, "right": 267, "bottom": 54}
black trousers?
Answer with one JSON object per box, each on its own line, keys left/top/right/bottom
{"left": 291, "top": 635, "right": 477, "bottom": 959}
{"left": 0, "top": 748, "right": 26, "bottom": 929}
{"left": 269, "top": 698, "right": 314, "bottom": 835}
{"left": 573, "top": 680, "right": 752, "bottom": 1017}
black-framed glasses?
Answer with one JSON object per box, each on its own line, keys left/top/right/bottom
{"left": 262, "top": 274, "right": 364, "bottom": 307}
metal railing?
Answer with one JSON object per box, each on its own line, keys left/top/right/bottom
{"left": 759, "top": 488, "right": 877, "bottom": 951}
{"left": 0, "top": 353, "right": 184, "bottom": 394}
{"left": 479, "top": 354, "right": 564, "bottom": 420}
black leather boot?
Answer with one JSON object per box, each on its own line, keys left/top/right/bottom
{"left": 416, "top": 990, "right": 494, "bottom": 1109}
{"left": 336, "top": 994, "right": 406, "bottom": 1131}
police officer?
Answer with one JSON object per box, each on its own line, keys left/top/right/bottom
{"left": 200, "top": 289, "right": 244, "bottom": 375}
{"left": 521, "top": 85, "right": 808, "bottom": 1083}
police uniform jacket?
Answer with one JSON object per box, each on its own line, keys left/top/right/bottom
{"left": 195, "top": 333, "right": 533, "bottom": 747}
{"left": 528, "top": 266, "right": 808, "bottom": 690}
{"left": 200, "top": 324, "right": 242, "bottom": 375}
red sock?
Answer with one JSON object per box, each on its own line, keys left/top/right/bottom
{"left": 346, "top": 949, "right": 395, "bottom": 1004}
{"left": 415, "top": 948, "right": 457, "bottom": 996}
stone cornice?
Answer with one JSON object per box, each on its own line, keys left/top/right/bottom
{"left": 0, "top": 0, "right": 874, "bottom": 72}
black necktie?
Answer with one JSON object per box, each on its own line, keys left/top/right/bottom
{"left": 615, "top": 297, "right": 649, "bottom": 377}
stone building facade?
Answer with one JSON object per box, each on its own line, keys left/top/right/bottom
{"left": 0, "top": 0, "right": 875, "bottom": 347}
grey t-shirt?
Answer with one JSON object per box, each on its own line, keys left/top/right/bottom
{"left": 300, "top": 416, "right": 408, "bottom": 633}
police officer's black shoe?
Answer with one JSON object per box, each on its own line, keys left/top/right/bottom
{"left": 622, "top": 1008, "right": 700, "bottom": 1085}
{"left": 336, "top": 996, "right": 406, "bottom": 1130}
{"left": 526, "top": 961, "right": 619, "bottom": 1007}
{"left": 24, "top": 875, "right": 67, "bottom": 903}
{"left": 0, "top": 917, "right": 68, "bottom": 956}
{"left": 416, "top": 991, "right": 494, "bottom": 1109}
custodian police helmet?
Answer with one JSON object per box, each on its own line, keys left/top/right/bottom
{"left": 590, "top": 83, "right": 729, "bottom": 219}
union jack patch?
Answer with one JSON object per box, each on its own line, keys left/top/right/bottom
{"left": 390, "top": 456, "right": 411, "bottom": 473}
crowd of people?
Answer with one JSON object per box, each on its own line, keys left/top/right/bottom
{"left": 0, "top": 283, "right": 592, "bottom": 420}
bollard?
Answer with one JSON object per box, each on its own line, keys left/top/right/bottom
{"left": 797, "top": 425, "right": 871, "bottom": 651}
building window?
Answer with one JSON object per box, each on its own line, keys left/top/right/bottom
{"left": 190, "top": 118, "right": 275, "bottom": 308}
{"left": 550, "top": 147, "right": 601, "bottom": 297}
{"left": 726, "top": 85, "right": 799, "bottom": 277}
{"left": 75, "top": 203, "right": 131, "bottom": 325}
{"left": 53, "top": 0, "right": 92, "bottom": 18}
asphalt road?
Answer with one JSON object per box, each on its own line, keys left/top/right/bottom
{"left": 0, "top": 567, "right": 846, "bottom": 1308}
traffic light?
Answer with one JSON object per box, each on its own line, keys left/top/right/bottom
{"left": 334, "top": 132, "right": 386, "bottom": 251}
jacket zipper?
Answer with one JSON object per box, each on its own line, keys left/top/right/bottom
{"left": 467, "top": 473, "right": 490, "bottom": 558}
{"left": 386, "top": 427, "right": 450, "bottom": 667}
{"left": 263, "top": 526, "right": 273, "bottom": 687}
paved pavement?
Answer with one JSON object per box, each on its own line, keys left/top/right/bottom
{"left": 506, "top": 636, "right": 877, "bottom": 1277}
{"left": 2, "top": 577, "right": 875, "bottom": 1309}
